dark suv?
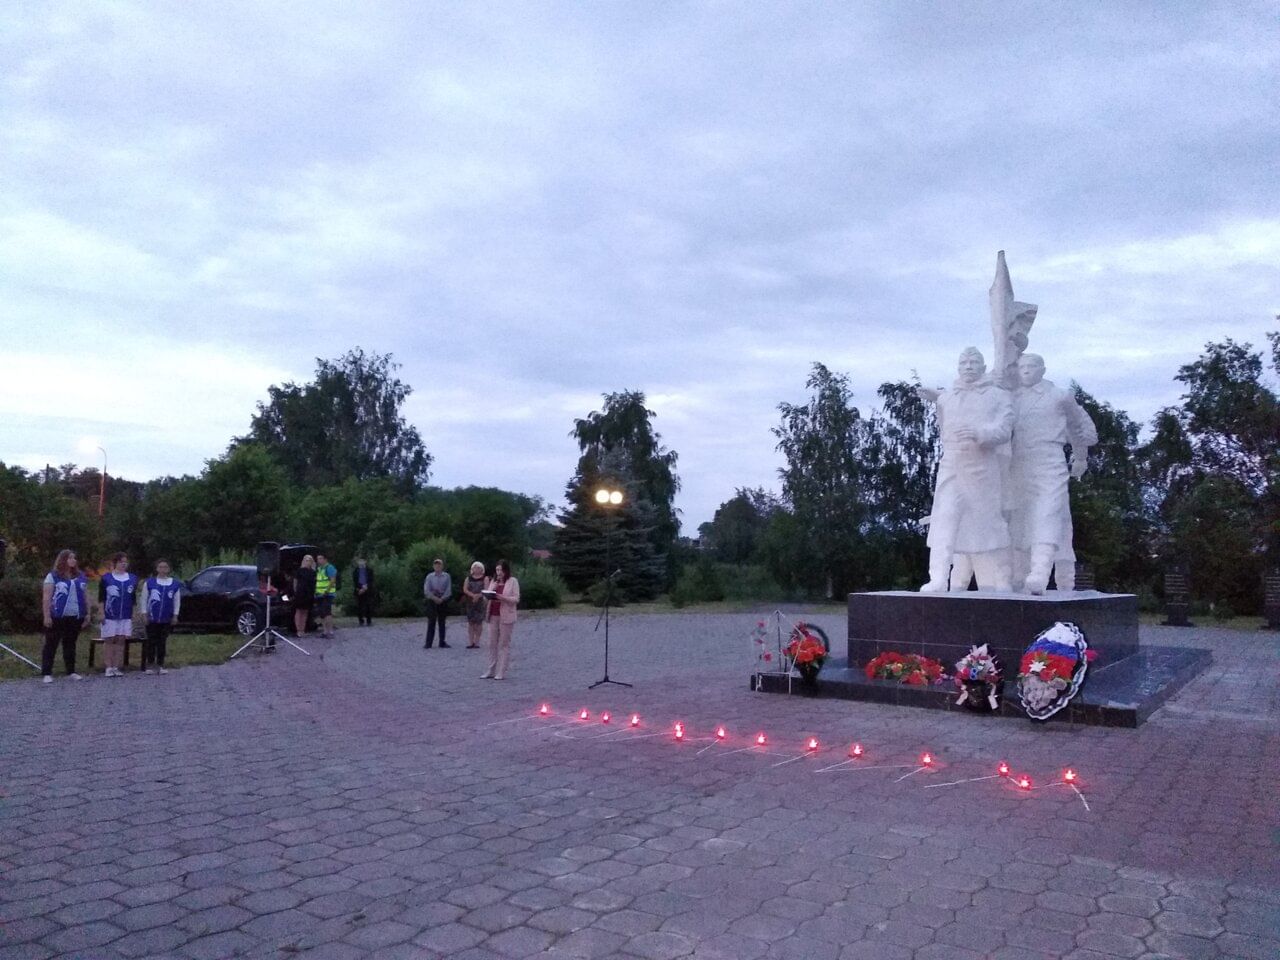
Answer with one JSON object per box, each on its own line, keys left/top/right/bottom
{"left": 179, "top": 544, "right": 319, "bottom": 635}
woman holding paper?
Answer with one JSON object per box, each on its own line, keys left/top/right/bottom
{"left": 479, "top": 559, "right": 520, "bottom": 680}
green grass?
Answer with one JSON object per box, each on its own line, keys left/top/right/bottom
{"left": 0, "top": 631, "right": 247, "bottom": 681}
{"left": 1138, "top": 612, "right": 1268, "bottom": 631}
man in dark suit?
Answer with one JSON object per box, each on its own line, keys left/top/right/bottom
{"left": 353, "top": 557, "right": 376, "bottom": 626}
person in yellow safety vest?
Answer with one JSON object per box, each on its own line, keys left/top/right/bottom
{"left": 314, "top": 553, "right": 339, "bottom": 639}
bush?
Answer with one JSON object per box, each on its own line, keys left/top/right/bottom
{"left": 669, "top": 560, "right": 726, "bottom": 608}
{"left": 717, "top": 563, "right": 793, "bottom": 603}
{"left": 0, "top": 577, "right": 44, "bottom": 633}
{"left": 516, "top": 563, "right": 565, "bottom": 610}
{"left": 586, "top": 578, "right": 625, "bottom": 608}
{"left": 346, "top": 536, "right": 471, "bottom": 618}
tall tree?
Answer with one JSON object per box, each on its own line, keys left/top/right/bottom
{"left": 571, "top": 391, "right": 680, "bottom": 550}
{"left": 1140, "top": 331, "right": 1280, "bottom": 606}
{"left": 1067, "top": 387, "right": 1150, "bottom": 590}
{"left": 774, "top": 363, "right": 871, "bottom": 596}
{"left": 863, "top": 379, "right": 940, "bottom": 533}
{"left": 553, "top": 452, "right": 665, "bottom": 601}
{"left": 701, "top": 488, "right": 781, "bottom": 563}
{"left": 0, "top": 463, "right": 104, "bottom": 574}
{"left": 245, "top": 349, "right": 432, "bottom": 490}
{"left": 199, "top": 444, "right": 291, "bottom": 554}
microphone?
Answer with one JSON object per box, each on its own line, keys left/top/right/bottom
{"left": 608, "top": 569, "right": 622, "bottom": 579}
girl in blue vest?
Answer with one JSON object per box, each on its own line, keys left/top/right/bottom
{"left": 41, "top": 549, "right": 88, "bottom": 683}
{"left": 98, "top": 552, "right": 138, "bottom": 677}
{"left": 143, "top": 559, "right": 182, "bottom": 674}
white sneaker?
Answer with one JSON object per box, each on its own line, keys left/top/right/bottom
{"left": 111, "top": 668, "right": 124, "bottom": 677}
{"left": 105, "top": 667, "right": 116, "bottom": 677}
{"left": 157, "top": 668, "right": 168, "bottom": 675}
{"left": 42, "top": 675, "right": 53, "bottom": 684}
{"left": 68, "top": 673, "right": 84, "bottom": 681}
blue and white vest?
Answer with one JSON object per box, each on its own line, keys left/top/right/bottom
{"left": 145, "top": 577, "right": 182, "bottom": 624}
{"left": 101, "top": 572, "right": 138, "bottom": 621}
{"left": 49, "top": 573, "right": 88, "bottom": 619}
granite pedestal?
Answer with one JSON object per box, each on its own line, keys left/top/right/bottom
{"left": 753, "top": 590, "right": 1212, "bottom": 727}
{"left": 848, "top": 589, "right": 1139, "bottom": 674}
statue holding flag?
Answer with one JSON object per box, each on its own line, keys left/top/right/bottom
{"left": 917, "top": 251, "right": 1097, "bottom": 593}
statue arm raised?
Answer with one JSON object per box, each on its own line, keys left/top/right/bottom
{"left": 975, "top": 392, "right": 1015, "bottom": 447}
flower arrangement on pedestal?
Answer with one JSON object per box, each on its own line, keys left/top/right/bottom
{"left": 785, "top": 629, "right": 828, "bottom": 686}
{"left": 1017, "top": 621, "right": 1095, "bottom": 720}
{"left": 953, "top": 643, "right": 1003, "bottom": 712}
{"left": 863, "top": 652, "right": 947, "bottom": 686}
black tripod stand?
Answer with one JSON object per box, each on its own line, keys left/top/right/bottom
{"left": 230, "top": 575, "right": 310, "bottom": 660}
{"left": 589, "top": 511, "right": 630, "bottom": 689}
{"left": 590, "top": 571, "right": 630, "bottom": 689}
{"left": 0, "top": 636, "right": 39, "bottom": 673}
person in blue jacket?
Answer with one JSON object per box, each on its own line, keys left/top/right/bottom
{"left": 41, "top": 549, "right": 88, "bottom": 683}
{"left": 98, "top": 552, "right": 138, "bottom": 677}
{"left": 143, "top": 559, "right": 182, "bottom": 675}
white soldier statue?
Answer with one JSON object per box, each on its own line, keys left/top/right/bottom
{"left": 1009, "top": 353, "right": 1099, "bottom": 594}
{"left": 918, "top": 347, "right": 1015, "bottom": 592}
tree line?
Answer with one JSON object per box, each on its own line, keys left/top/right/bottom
{"left": 0, "top": 350, "right": 549, "bottom": 582}
{"left": 695, "top": 324, "right": 1279, "bottom": 617}
{"left": 2, "top": 327, "right": 1276, "bottom": 619}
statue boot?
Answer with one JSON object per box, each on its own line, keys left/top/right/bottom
{"left": 1024, "top": 544, "right": 1056, "bottom": 595}
{"left": 919, "top": 553, "right": 952, "bottom": 593}
{"left": 1054, "top": 559, "right": 1075, "bottom": 592}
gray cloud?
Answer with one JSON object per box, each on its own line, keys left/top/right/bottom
{"left": 2, "top": 1, "right": 1277, "bottom": 528}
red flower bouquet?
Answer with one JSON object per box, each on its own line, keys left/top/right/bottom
{"left": 785, "top": 630, "right": 828, "bottom": 684}
{"left": 864, "top": 652, "right": 947, "bottom": 686}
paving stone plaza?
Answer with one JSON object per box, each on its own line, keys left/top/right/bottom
{"left": 2, "top": 612, "right": 1276, "bottom": 960}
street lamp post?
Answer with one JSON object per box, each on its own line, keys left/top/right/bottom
{"left": 590, "top": 486, "right": 631, "bottom": 689}
{"left": 96, "top": 446, "right": 107, "bottom": 520}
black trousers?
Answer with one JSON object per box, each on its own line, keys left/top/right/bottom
{"left": 144, "top": 623, "right": 172, "bottom": 667}
{"left": 42, "top": 617, "right": 82, "bottom": 676}
{"left": 355, "top": 590, "right": 374, "bottom": 624}
{"left": 425, "top": 603, "right": 447, "bottom": 646}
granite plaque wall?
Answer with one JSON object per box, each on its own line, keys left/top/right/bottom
{"left": 847, "top": 590, "right": 1139, "bottom": 675}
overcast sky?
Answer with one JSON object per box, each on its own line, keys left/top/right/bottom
{"left": 2, "top": 2, "right": 1277, "bottom": 530}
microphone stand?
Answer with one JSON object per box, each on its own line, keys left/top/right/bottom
{"left": 590, "top": 513, "right": 631, "bottom": 689}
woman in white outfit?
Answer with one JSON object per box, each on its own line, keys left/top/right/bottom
{"left": 480, "top": 559, "right": 520, "bottom": 680}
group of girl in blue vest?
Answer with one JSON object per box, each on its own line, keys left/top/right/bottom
{"left": 41, "top": 549, "right": 182, "bottom": 684}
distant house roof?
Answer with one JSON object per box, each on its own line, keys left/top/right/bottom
{"left": 530, "top": 549, "right": 553, "bottom": 561}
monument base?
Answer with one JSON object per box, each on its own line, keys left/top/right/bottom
{"left": 848, "top": 589, "right": 1140, "bottom": 675}
{"left": 751, "top": 590, "right": 1212, "bottom": 726}
{"left": 753, "top": 646, "right": 1210, "bottom": 727}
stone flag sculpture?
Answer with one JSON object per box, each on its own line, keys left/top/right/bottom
{"left": 918, "top": 252, "right": 1098, "bottom": 594}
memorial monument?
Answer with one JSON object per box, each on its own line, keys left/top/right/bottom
{"left": 756, "top": 251, "right": 1212, "bottom": 725}
{"left": 917, "top": 252, "right": 1098, "bottom": 595}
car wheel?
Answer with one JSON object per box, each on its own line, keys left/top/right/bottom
{"left": 236, "top": 605, "right": 262, "bottom": 637}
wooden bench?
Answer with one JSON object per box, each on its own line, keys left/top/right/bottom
{"left": 87, "top": 631, "right": 147, "bottom": 671}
